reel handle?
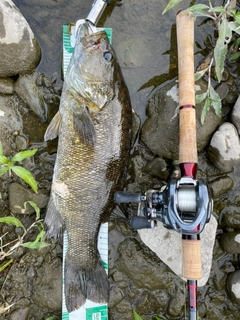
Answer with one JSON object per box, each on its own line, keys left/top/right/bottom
{"left": 114, "top": 191, "right": 143, "bottom": 203}
{"left": 177, "top": 11, "right": 202, "bottom": 280}
{"left": 176, "top": 11, "right": 198, "bottom": 165}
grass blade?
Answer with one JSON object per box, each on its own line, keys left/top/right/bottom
{"left": 0, "top": 259, "right": 13, "bottom": 272}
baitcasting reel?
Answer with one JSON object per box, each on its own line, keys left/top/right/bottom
{"left": 114, "top": 177, "right": 212, "bottom": 235}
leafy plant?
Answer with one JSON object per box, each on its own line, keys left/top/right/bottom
{"left": 162, "top": 0, "right": 240, "bottom": 123}
{"left": 0, "top": 201, "right": 49, "bottom": 262}
{"left": 133, "top": 310, "right": 163, "bottom": 320}
{"left": 0, "top": 142, "right": 38, "bottom": 193}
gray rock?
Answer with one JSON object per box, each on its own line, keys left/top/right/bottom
{"left": 31, "top": 257, "right": 62, "bottom": 311}
{"left": 0, "top": 95, "right": 23, "bottom": 156}
{"left": 227, "top": 269, "right": 240, "bottom": 305}
{"left": 220, "top": 206, "right": 240, "bottom": 229}
{"left": 209, "top": 176, "right": 234, "bottom": 198}
{"left": 138, "top": 214, "right": 218, "bottom": 287}
{"left": 14, "top": 71, "right": 49, "bottom": 122}
{"left": 215, "top": 82, "right": 229, "bottom": 100}
{"left": 0, "top": 0, "right": 41, "bottom": 77}
{"left": 141, "top": 79, "right": 221, "bottom": 160}
{"left": 116, "top": 237, "right": 182, "bottom": 291}
{"left": 221, "top": 231, "right": 240, "bottom": 254}
{"left": 208, "top": 122, "right": 240, "bottom": 171}
{"left": 15, "top": 134, "right": 28, "bottom": 151}
{"left": 0, "top": 77, "right": 15, "bottom": 95}
{"left": 10, "top": 308, "right": 29, "bottom": 320}
{"left": 143, "top": 157, "right": 168, "bottom": 180}
{"left": 8, "top": 182, "right": 48, "bottom": 214}
{"left": 231, "top": 95, "right": 240, "bottom": 134}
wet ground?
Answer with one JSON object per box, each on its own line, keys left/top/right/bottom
{"left": 1, "top": 0, "right": 240, "bottom": 319}
{"left": 11, "top": 0, "right": 215, "bottom": 122}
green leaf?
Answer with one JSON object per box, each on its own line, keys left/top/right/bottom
{"left": 133, "top": 311, "right": 142, "bottom": 320}
{"left": 0, "top": 155, "right": 8, "bottom": 165}
{"left": 209, "top": 85, "right": 222, "bottom": 118}
{"left": 22, "top": 241, "right": 50, "bottom": 249}
{"left": 191, "top": 11, "right": 211, "bottom": 18}
{"left": 194, "top": 67, "right": 208, "bottom": 81}
{"left": 11, "top": 149, "right": 37, "bottom": 163}
{"left": 34, "top": 229, "right": 46, "bottom": 243}
{"left": 23, "top": 228, "right": 49, "bottom": 250}
{"left": 154, "top": 317, "right": 163, "bottom": 320}
{"left": 22, "top": 229, "right": 50, "bottom": 249}
{"left": 208, "top": 6, "right": 225, "bottom": 13}
{"left": 11, "top": 166, "right": 38, "bottom": 193}
{"left": 186, "top": 4, "right": 210, "bottom": 12}
{"left": 0, "top": 217, "right": 24, "bottom": 228}
{"left": 228, "top": 21, "right": 240, "bottom": 35}
{"left": 162, "top": 0, "right": 183, "bottom": 15}
{"left": 24, "top": 201, "right": 40, "bottom": 220}
{"left": 234, "top": 12, "right": 240, "bottom": 24}
{"left": 214, "top": 18, "right": 232, "bottom": 82}
{"left": 0, "top": 166, "right": 8, "bottom": 176}
{"left": 228, "top": 51, "right": 240, "bottom": 61}
{"left": 0, "top": 259, "right": 13, "bottom": 272}
{"left": 201, "top": 97, "right": 211, "bottom": 125}
{"left": 196, "top": 92, "right": 207, "bottom": 104}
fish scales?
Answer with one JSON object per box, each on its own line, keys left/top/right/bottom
{"left": 44, "top": 23, "right": 132, "bottom": 312}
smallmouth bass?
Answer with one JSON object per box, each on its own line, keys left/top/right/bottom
{"left": 44, "top": 23, "right": 132, "bottom": 312}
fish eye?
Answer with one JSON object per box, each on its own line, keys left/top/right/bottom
{"left": 103, "top": 51, "right": 113, "bottom": 62}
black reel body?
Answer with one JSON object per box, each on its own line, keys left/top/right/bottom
{"left": 114, "top": 177, "right": 212, "bottom": 235}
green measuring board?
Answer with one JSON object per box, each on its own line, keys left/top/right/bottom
{"left": 62, "top": 24, "right": 111, "bottom": 320}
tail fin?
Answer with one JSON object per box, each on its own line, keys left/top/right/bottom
{"left": 64, "top": 253, "right": 109, "bottom": 312}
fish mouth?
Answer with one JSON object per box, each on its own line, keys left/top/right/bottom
{"left": 78, "top": 22, "right": 108, "bottom": 49}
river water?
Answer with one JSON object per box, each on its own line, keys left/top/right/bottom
{"left": 12, "top": 0, "right": 213, "bottom": 122}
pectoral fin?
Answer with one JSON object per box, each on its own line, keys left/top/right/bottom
{"left": 72, "top": 104, "right": 96, "bottom": 146}
{"left": 44, "top": 111, "right": 62, "bottom": 141}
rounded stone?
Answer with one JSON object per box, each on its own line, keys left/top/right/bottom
{"left": 10, "top": 308, "right": 29, "bottom": 320}
{"left": 208, "top": 122, "right": 240, "bottom": 171}
{"left": 0, "top": 0, "right": 41, "bottom": 77}
{"left": 231, "top": 95, "right": 240, "bottom": 134}
{"left": 221, "top": 232, "right": 240, "bottom": 254}
{"left": 209, "top": 176, "right": 234, "bottom": 198}
{"left": 220, "top": 206, "right": 240, "bottom": 229}
{"left": 140, "top": 79, "right": 221, "bottom": 160}
{"left": 226, "top": 269, "right": 240, "bottom": 305}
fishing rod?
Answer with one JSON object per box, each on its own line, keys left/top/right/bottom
{"left": 114, "top": 10, "right": 212, "bottom": 320}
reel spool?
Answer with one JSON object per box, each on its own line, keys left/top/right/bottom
{"left": 114, "top": 177, "right": 212, "bottom": 235}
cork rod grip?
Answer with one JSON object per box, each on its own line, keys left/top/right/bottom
{"left": 176, "top": 11, "right": 198, "bottom": 164}
{"left": 176, "top": 11, "right": 195, "bottom": 107}
{"left": 182, "top": 239, "right": 202, "bottom": 280}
